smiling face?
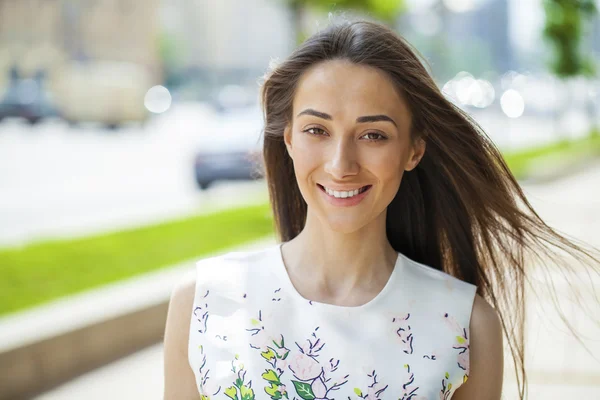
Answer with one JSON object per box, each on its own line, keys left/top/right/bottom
{"left": 284, "top": 59, "right": 425, "bottom": 233}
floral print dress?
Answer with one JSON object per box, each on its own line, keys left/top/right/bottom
{"left": 188, "top": 243, "right": 477, "bottom": 400}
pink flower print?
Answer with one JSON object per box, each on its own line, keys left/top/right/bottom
{"left": 278, "top": 384, "right": 287, "bottom": 395}
{"left": 443, "top": 313, "right": 469, "bottom": 375}
{"left": 246, "top": 310, "right": 282, "bottom": 351}
{"left": 393, "top": 313, "right": 414, "bottom": 354}
{"left": 312, "top": 376, "right": 328, "bottom": 398}
{"left": 289, "top": 352, "right": 323, "bottom": 381}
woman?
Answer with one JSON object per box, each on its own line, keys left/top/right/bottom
{"left": 164, "top": 20, "right": 600, "bottom": 399}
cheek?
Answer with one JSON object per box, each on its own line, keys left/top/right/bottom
{"left": 367, "top": 151, "right": 404, "bottom": 182}
{"left": 290, "top": 141, "right": 323, "bottom": 177}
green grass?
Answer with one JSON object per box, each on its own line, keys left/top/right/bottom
{"left": 503, "top": 130, "right": 600, "bottom": 179}
{"left": 0, "top": 202, "right": 274, "bottom": 317}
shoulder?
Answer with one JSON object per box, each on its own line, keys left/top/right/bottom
{"left": 193, "top": 245, "right": 277, "bottom": 288}
{"left": 163, "top": 274, "right": 199, "bottom": 399}
{"left": 470, "top": 294, "right": 502, "bottom": 338}
{"left": 469, "top": 294, "right": 503, "bottom": 360}
{"left": 196, "top": 245, "right": 274, "bottom": 272}
{"left": 164, "top": 273, "right": 196, "bottom": 350}
{"left": 398, "top": 253, "right": 477, "bottom": 297}
{"left": 453, "top": 294, "right": 504, "bottom": 399}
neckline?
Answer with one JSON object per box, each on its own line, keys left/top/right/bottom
{"left": 271, "top": 242, "right": 402, "bottom": 311}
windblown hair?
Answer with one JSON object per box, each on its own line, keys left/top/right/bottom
{"left": 257, "top": 18, "right": 600, "bottom": 398}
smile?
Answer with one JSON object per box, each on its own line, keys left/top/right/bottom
{"left": 317, "top": 184, "right": 372, "bottom": 206}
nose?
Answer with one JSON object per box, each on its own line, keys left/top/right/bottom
{"left": 323, "top": 137, "right": 359, "bottom": 179}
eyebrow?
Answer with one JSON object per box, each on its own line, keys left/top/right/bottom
{"left": 297, "top": 108, "right": 397, "bottom": 128}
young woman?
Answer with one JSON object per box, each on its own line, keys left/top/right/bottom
{"left": 164, "top": 20, "right": 600, "bottom": 399}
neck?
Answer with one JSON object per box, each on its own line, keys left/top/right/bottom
{"left": 280, "top": 209, "right": 398, "bottom": 303}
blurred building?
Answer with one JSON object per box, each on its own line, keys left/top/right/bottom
{"left": 400, "top": 0, "right": 513, "bottom": 82}
{"left": 0, "top": 0, "right": 161, "bottom": 86}
{"left": 160, "top": 0, "right": 294, "bottom": 98}
{"left": 0, "top": 0, "right": 162, "bottom": 126}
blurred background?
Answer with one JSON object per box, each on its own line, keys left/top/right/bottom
{"left": 0, "top": 0, "right": 598, "bottom": 399}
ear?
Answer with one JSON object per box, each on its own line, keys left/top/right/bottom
{"left": 405, "top": 137, "right": 426, "bottom": 172}
{"left": 283, "top": 124, "right": 293, "bottom": 158}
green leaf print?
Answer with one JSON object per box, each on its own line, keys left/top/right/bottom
{"left": 262, "top": 348, "right": 276, "bottom": 361}
{"left": 240, "top": 385, "right": 255, "bottom": 400}
{"left": 225, "top": 386, "right": 239, "bottom": 400}
{"left": 262, "top": 369, "right": 280, "bottom": 383}
{"left": 291, "top": 380, "right": 316, "bottom": 400}
{"left": 456, "top": 336, "right": 466, "bottom": 344}
{"left": 354, "top": 388, "right": 363, "bottom": 396}
{"left": 265, "top": 382, "right": 283, "bottom": 397}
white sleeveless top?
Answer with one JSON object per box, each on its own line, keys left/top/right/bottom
{"left": 188, "top": 242, "right": 477, "bottom": 400}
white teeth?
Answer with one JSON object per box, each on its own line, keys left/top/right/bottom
{"left": 323, "top": 186, "right": 364, "bottom": 198}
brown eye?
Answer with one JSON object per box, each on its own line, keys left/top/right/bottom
{"left": 304, "top": 127, "right": 327, "bottom": 136}
{"left": 363, "top": 132, "right": 387, "bottom": 141}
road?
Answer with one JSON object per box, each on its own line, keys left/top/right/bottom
{"left": 0, "top": 105, "right": 268, "bottom": 248}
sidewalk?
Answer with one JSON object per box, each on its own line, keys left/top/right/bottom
{"left": 30, "top": 162, "right": 600, "bottom": 399}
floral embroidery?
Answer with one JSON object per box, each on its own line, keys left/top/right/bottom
{"left": 439, "top": 372, "right": 453, "bottom": 400}
{"left": 289, "top": 327, "right": 350, "bottom": 400}
{"left": 398, "top": 364, "right": 428, "bottom": 400}
{"left": 190, "top": 249, "right": 476, "bottom": 398}
{"left": 246, "top": 310, "right": 290, "bottom": 399}
{"left": 224, "top": 355, "right": 256, "bottom": 400}
{"left": 443, "top": 313, "right": 469, "bottom": 382}
{"left": 353, "top": 370, "right": 388, "bottom": 399}
{"left": 193, "top": 289, "right": 210, "bottom": 334}
{"left": 392, "top": 313, "right": 414, "bottom": 354}
{"left": 194, "top": 289, "right": 222, "bottom": 398}
{"left": 196, "top": 344, "right": 222, "bottom": 398}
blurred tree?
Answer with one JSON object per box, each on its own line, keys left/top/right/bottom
{"left": 158, "top": 31, "right": 185, "bottom": 88}
{"left": 282, "top": 0, "right": 406, "bottom": 44}
{"left": 543, "top": 0, "right": 598, "bottom": 134}
{"left": 543, "top": 0, "right": 597, "bottom": 77}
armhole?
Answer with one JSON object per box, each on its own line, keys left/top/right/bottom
{"left": 186, "top": 260, "right": 203, "bottom": 383}
{"left": 447, "top": 281, "right": 478, "bottom": 399}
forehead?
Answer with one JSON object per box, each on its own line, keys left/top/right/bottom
{"left": 292, "top": 59, "right": 410, "bottom": 121}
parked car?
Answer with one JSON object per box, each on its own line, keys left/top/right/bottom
{"left": 0, "top": 67, "right": 60, "bottom": 124}
{"left": 193, "top": 105, "right": 265, "bottom": 190}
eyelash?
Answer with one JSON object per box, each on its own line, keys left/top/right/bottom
{"left": 302, "top": 127, "right": 388, "bottom": 142}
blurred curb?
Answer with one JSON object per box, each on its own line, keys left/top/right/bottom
{"left": 0, "top": 236, "right": 276, "bottom": 400}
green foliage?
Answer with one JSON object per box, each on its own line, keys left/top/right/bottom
{"left": 542, "top": 0, "right": 598, "bottom": 77}
{"left": 280, "top": 0, "right": 406, "bottom": 44}
{"left": 311, "top": 0, "right": 406, "bottom": 22}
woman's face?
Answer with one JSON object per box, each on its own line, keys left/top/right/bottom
{"left": 284, "top": 59, "right": 425, "bottom": 233}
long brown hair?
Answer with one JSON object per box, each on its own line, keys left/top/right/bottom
{"left": 257, "top": 18, "right": 600, "bottom": 398}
